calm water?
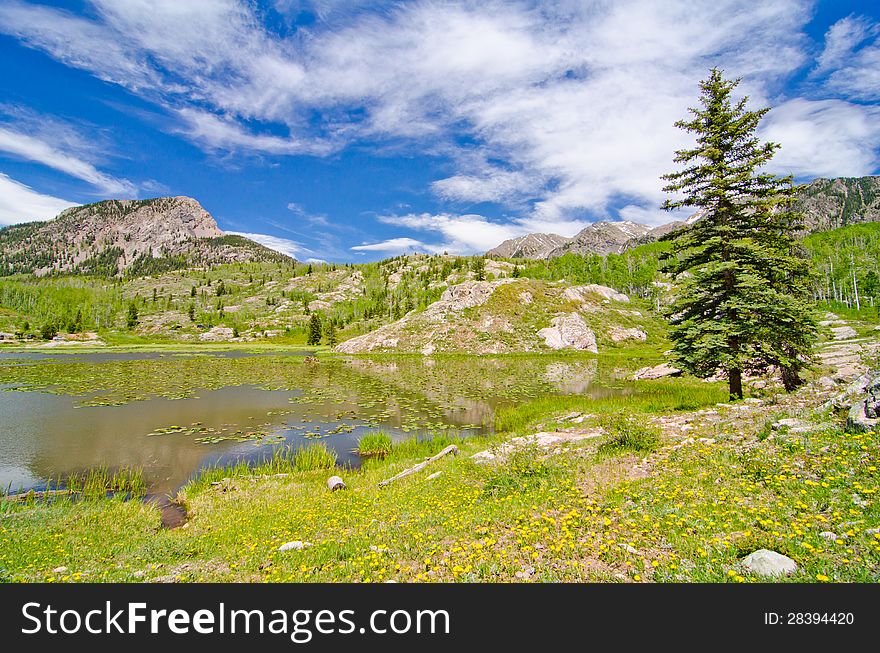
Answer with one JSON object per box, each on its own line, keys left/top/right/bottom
{"left": 0, "top": 351, "right": 605, "bottom": 495}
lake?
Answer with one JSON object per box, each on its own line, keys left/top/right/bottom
{"left": 0, "top": 350, "right": 605, "bottom": 495}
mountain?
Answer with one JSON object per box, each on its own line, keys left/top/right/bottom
{"left": 485, "top": 176, "right": 880, "bottom": 259}
{"left": 0, "top": 196, "right": 293, "bottom": 276}
{"left": 796, "top": 176, "right": 880, "bottom": 231}
{"left": 486, "top": 233, "right": 569, "bottom": 259}
{"left": 547, "top": 220, "right": 652, "bottom": 257}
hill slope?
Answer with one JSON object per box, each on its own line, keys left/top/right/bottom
{"left": 0, "top": 197, "right": 292, "bottom": 276}
{"left": 335, "top": 278, "right": 656, "bottom": 355}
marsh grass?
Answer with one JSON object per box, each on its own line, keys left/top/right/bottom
{"left": 183, "top": 444, "right": 338, "bottom": 495}
{"left": 356, "top": 431, "right": 393, "bottom": 458}
{"left": 1, "top": 467, "right": 146, "bottom": 504}
{"left": 292, "top": 442, "right": 337, "bottom": 472}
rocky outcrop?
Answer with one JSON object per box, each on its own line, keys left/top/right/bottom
{"left": 831, "top": 325, "right": 859, "bottom": 340}
{"left": 335, "top": 279, "right": 517, "bottom": 354}
{"left": 0, "top": 196, "right": 292, "bottom": 276}
{"left": 537, "top": 314, "right": 598, "bottom": 352}
{"left": 336, "top": 278, "right": 646, "bottom": 355}
{"left": 563, "top": 284, "right": 630, "bottom": 304}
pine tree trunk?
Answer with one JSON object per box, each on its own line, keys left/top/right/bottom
{"left": 729, "top": 368, "right": 743, "bottom": 400}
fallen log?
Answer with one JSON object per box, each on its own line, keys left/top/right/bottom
{"left": 378, "top": 445, "right": 459, "bottom": 487}
{"left": 3, "top": 489, "right": 73, "bottom": 502}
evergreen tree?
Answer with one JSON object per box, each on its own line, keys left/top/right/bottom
{"left": 126, "top": 302, "right": 139, "bottom": 329}
{"left": 40, "top": 321, "right": 58, "bottom": 340}
{"left": 661, "top": 68, "right": 818, "bottom": 399}
{"left": 472, "top": 256, "right": 486, "bottom": 281}
{"left": 307, "top": 313, "right": 322, "bottom": 345}
{"left": 325, "top": 320, "right": 338, "bottom": 347}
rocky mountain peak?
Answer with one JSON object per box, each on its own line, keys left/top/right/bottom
{"left": 0, "top": 196, "right": 291, "bottom": 276}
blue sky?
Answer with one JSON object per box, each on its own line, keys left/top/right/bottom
{"left": 0, "top": 0, "right": 878, "bottom": 262}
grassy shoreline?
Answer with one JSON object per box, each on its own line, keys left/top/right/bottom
{"left": 3, "top": 371, "right": 877, "bottom": 583}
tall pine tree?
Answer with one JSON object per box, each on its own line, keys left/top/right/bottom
{"left": 661, "top": 68, "right": 817, "bottom": 400}
{"left": 307, "top": 313, "right": 322, "bottom": 346}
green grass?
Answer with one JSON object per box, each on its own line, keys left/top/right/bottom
{"left": 357, "top": 431, "right": 393, "bottom": 458}
{"left": 494, "top": 379, "right": 728, "bottom": 433}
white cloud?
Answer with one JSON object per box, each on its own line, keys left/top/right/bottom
{"left": 0, "top": 126, "right": 135, "bottom": 196}
{"left": 814, "top": 15, "right": 877, "bottom": 73}
{"left": 176, "top": 108, "right": 333, "bottom": 156}
{"left": 350, "top": 237, "right": 424, "bottom": 253}
{"left": 226, "top": 231, "right": 312, "bottom": 259}
{"left": 372, "top": 211, "right": 592, "bottom": 255}
{"left": 0, "top": 173, "right": 75, "bottom": 225}
{"left": 0, "top": 0, "right": 877, "bottom": 230}
{"left": 761, "top": 99, "right": 880, "bottom": 178}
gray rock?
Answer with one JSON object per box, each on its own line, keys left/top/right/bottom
{"left": 633, "top": 362, "right": 681, "bottom": 380}
{"left": 816, "top": 376, "right": 838, "bottom": 389}
{"left": 772, "top": 418, "right": 809, "bottom": 430}
{"left": 327, "top": 475, "right": 347, "bottom": 491}
{"left": 279, "top": 541, "right": 312, "bottom": 552}
{"left": 846, "top": 401, "right": 878, "bottom": 433}
{"left": 741, "top": 549, "right": 798, "bottom": 577}
{"left": 818, "top": 531, "right": 840, "bottom": 542}
{"left": 608, "top": 326, "right": 647, "bottom": 342}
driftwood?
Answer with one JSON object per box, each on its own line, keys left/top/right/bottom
{"left": 379, "top": 445, "right": 459, "bottom": 487}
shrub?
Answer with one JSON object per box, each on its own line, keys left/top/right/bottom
{"left": 598, "top": 413, "right": 660, "bottom": 455}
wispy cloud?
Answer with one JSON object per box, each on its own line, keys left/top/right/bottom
{"left": 226, "top": 230, "right": 314, "bottom": 259}
{"left": 0, "top": 173, "right": 75, "bottom": 225}
{"left": 0, "top": 106, "right": 137, "bottom": 196}
{"left": 350, "top": 237, "right": 425, "bottom": 253}
{"left": 0, "top": 127, "right": 135, "bottom": 196}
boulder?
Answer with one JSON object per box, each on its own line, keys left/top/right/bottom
{"left": 327, "top": 476, "right": 347, "bottom": 491}
{"left": 633, "top": 362, "right": 681, "bottom": 380}
{"left": 845, "top": 372, "right": 880, "bottom": 433}
{"left": 608, "top": 327, "right": 647, "bottom": 342}
{"left": 538, "top": 314, "right": 598, "bottom": 352}
{"left": 741, "top": 549, "right": 798, "bottom": 577}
